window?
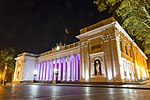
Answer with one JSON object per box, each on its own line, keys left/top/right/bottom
{"left": 129, "top": 49, "right": 133, "bottom": 58}
{"left": 120, "top": 41, "right": 123, "bottom": 52}
{"left": 125, "top": 45, "right": 128, "bottom": 55}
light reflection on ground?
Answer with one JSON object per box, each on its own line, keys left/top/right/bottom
{"left": 0, "top": 84, "right": 150, "bottom": 100}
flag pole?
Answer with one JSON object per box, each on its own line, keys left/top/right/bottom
{"left": 64, "top": 28, "right": 69, "bottom": 45}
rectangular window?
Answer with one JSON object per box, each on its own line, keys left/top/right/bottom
{"left": 129, "top": 49, "right": 133, "bottom": 58}
{"left": 120, "top": 41, "right": 123, "bottom": 52}
{"left": 125, "top": 45, "right": 128, "bottom": 55}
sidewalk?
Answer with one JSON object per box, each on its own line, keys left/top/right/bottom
{"left": 52, "top": 83, "right": 150, "bottom": 90}
{"left": 15, "top": 80, "right": 150, "bottom": 90}
{"left": 4, "top": 80, "right": 150, "bottom": 90}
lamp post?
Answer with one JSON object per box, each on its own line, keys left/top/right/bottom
{"left": 54, "top": 68, "right": 59, "bottom": 83}
{"left": 33, "top": 70, "right": 38, "bottom": 83}
{"left": 2, "top": 64, "right": 7, "bottom": 86}
{"left": 0, "top": 73, "right": 2, "bottom": 84}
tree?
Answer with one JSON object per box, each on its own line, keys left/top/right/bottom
{"left": 94, "top": 0, "right": 150, "bottom": 54}
{"left": 0, "top": 48, "right": 15, "bottom": 83}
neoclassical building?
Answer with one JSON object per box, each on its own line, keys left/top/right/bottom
{"left": 13, "top": 17, "right": 149, "bottom": 84}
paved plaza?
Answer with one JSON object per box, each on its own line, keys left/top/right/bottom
{"left": 1, "top": 82, "right": 150, "bottom": 100}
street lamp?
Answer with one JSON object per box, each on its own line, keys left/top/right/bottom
{"left": 33, "top": 70, "right": 38, "bottom": 83}
{"left": 2, "top": 64, "right": 7, "bottom": 86}
{"left": 0, "top": 73, "right": 2, "bottom": 84}
{"left": 54, "top": 68, "right": 59, "bottom": 83}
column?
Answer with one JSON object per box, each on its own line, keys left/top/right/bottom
{"left": 45, "top": 60, "right": 49, "bottom": 81}
{"left": 58, "top": 58, "right": 61, "bottom": 81}
{"left": 38, "top": 62, "right": 41, "bottom": 80}
{"left": 73, "top": 54, "right": 76, "bottom": 81}
{"left": 67, "top": 56, "right": 70, "bottom": 81}
{"left": 80, "top": 41, "right": 90, "bottom": 81}
{"left": 70, "top": 55, "right": 73, "bottom": 81}
{"left": 39, "top": 62, "right": 43, "bottom": 81}
{"left": 84, "top": 41, "right": 90, "bottom": 81}
{"left": 53, "top": 59, "right": 56, "bottom": 81}
{"left": 102, "top": 35, "right": 113, "bottom": 82}
{"left": 63, "top": 57, "right": 66, "bottom": 81}
{"left": 80, "top": 42, "right": 84, "bottom": 81}
{"left": 50, "top": 59, "right": 54, "bottom": 81}
{"left": 76, "top": 53, "right": 80, "bottom": 81}
{"left": 60, "top": 58, "right": 63, "bottom": 81}
{"left": 47, "top": 60, "right": 51, "bottom": 81}
{"left": 42, "top": 61, "right": 46, "bottom": 81}
{"left": 36, "top": 62, "right": 40, "bottom": 81}
{"left": 110, "top": 33, "right": 122, "bottom": 82}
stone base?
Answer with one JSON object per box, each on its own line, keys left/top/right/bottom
{"left": 12, "top": 81, "right": 20, "bottom": 84}
{"left": 90, "top": 75, "right": 106, "bottom": 82}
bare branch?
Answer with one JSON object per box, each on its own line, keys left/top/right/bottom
{"left": 143, "top": 22, "right": 150, "bottom": 29}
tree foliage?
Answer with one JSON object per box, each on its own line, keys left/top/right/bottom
{"left": 94, "top": 0, "right": 150, "bottom": 54}
{"left": 0, "top": 48, "right": 15, "bottom": 82}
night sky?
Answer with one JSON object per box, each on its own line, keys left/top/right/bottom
{"left": 0, "top": 0, "right": 111, "bottom": 54}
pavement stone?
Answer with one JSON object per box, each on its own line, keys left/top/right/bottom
{"left": 9, "top": 80, "right": 150, "bottom": 90}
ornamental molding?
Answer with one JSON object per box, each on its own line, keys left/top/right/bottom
{"left": 76, "top": 22, "right": 116, "bottom": 39}
{"left": 101, "top": 32, "right": 119, "bottom": 41}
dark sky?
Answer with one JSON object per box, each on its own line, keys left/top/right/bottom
{"left": 0, "top": 0, "right": 111, "bottom": 54}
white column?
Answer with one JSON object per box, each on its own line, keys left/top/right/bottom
{"left": 37, "top": 62, "right": 40, "bottom": 81}
{"left": 48, "top": 60, "right": 51, "bottom": 81}
{"left": 43, "top": 61, "right": 46, "bottom": 80}
{"left": 46, "top": 60, "right": 49, "bottom": 81}
{"left": 40, "top": 62, "right": 43, "bottom": 81}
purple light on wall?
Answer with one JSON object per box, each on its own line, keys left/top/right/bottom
{"left": 76, "top": 53, "right": 80, "bottom": 81}
{"left": 78, "top": 57, "right": 80, "bottom": 80}
{"left": 48, "top": 60, "right": 51, "bottom": 80}
{"left": 35, "top": 62, "right": 38, "bottom": 71}
{"left": 73, "top": 58, "right": 76, "bottom": 81}
{"left": 66, "top": 58, "right": 68, "bottom": 81}
{"left": 42, "top": 61, "right": 45, "bottom": 81}
{"left": 70, "top": 56, "right": 74, "bottom": 81}
{"left": 53, "top": 62, "right": 55, "bottom": 80}
{"left": 41, "top": 62, "right": 44, "bottom": 80}
{"left": 44, "top": 61, "right": 47, "bottom": 81}
{"left": 70, "top": 59, "right": 72, "bottom": 80}
{"left": 40, "top": 62, "right": 43, "bottom": 80}
{"left": 61, "top": 61, "right": 63, "bottom": 80}
{"left": 51, "top": 60, "right": 54, "bottom": 81}
{"left": 62, "top": 58, "right": 66, "bottom": 81}
{"left": 57, "top": 62, "right": 59, "bottom": 80}
{"left": 38, "top": 62, "right": 42, "bottom": 80}
{"left": 67, "top": 58, "right": 70, "bottom": 81}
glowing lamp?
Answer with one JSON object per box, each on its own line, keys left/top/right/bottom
{"left": 33, "top": 70, "right": 38, "bottom": 76}
{"left": 56, "top": 45, "right": 60, "bottom": 51}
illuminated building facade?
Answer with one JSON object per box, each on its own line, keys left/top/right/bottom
{"left": 13, "top": 17, "right": 149, "bottom": 83}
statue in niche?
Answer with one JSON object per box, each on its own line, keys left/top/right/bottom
{"left": 94, "top": 59, "right": 101, "bottom": 75}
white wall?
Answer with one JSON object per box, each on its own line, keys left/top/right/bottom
{"left": 21, "top": 56, "right": 37, "bottom": 81}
